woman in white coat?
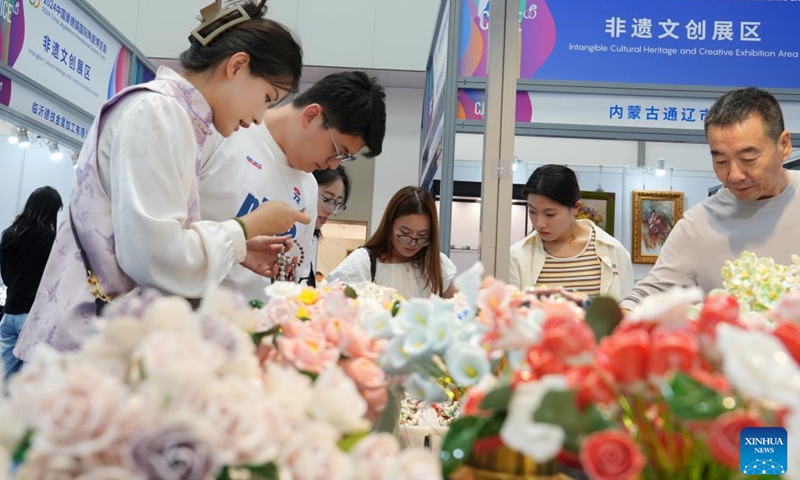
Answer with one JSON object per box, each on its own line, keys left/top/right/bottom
{"left": 509, "top": 165, "right": 633, "bottom": 301}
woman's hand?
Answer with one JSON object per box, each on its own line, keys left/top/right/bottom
{"left": 241, "top": 235, "right": 290, "bottom": 277}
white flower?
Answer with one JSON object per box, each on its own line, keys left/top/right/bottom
{"left": 167, "top": 377, "right": 286, "bottom": 465}
{"left": 311, "top": 367, "right": 370, "bottom": 433}
{"left": 32, "top": 364, "right": 126, "bottom": 457}
{"left": 141, "top": 296, "right": 198, "bottom": 334}
{"left": 134, "top": 331, "right": 226, "bottom": 390}
{"left": 444, "top": 342, "right": 490, "bottom": 387}
{"left": 453, "top": 263, "right": 484, "bottom": 322}
{"left": 786, "top": 410, "right": 800, "bottom": 480}
{"left": 264, "top": 281, "right": 304, "bottom": 300}
{"left": 493, "top": 307, "right": 545, "bottom": 351}
{"left": 263, "top": 364, "right": 314, "bottom": 424}
{"left": 199, "top": 288, "right": 261, "bottom": 332}
{"left": 0, "top": 398, "right": 26, "bottom": 454}
{"left": 351, "top": 433, "right": 400, "bottom": 480}
{"left": 281, "top": 421, "right": 354, "bottom": 480}
{"left": 363, "top": 311, "right": 394, "bottom": 339}
{"left": 394, "top": 299, "right": 434, "bottom": 333}
{"left": 384, "top": 337, "right": 412, "bottom": 372}
{"left": 381, "top": 447, "right": 441, "bottom": 480}
{"left": 402, "top": 328, "right": 436, "bottom": 358}
{"left": 403, "top": 373, "right": 448, "bottom": 402}
{"left": 7, "top": 345, "right": 69, "bottom": 422}
{"left": 427, "top": 313, "right": 457, "bottom": 354}
{"left": 717, "top": 324, "right": 800, "bottom": 408}
{"left": 500, "top": 375, "right": 568, "bottom": 463}
{"left": 628, "top": 286, "right": 704, "bottom": 328}
{"left": 0, "top": 445, "right": 8, "bottom": 480}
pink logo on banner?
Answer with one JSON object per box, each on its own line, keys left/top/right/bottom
{"left": 0, "top": 74, "right": 11, "bottom": 106}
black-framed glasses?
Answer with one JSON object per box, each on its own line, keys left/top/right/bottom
{"left": 325, "top": 122, "right": 357, "bottom": 163}
{"left": 319, "top": 195, "right": 347, "bottom": 215}
{"left": 395, "top": 231, "right": 431, "bottom": 247}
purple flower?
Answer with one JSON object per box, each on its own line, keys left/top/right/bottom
{"left": 129, "top": 426, "right": 215, "bottom": 480}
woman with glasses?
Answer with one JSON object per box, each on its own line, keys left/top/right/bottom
{"left": 1, "top": 187, "right": 62, "bottom": 379}
{"left": 305, "top": 166, "right": 351, "bottom": 287}
{"left": 328, "top": 186, "right": 457, "bottom": 299}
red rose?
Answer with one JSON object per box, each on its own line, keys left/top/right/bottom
{"left": 597, "top": 330, "right": 650, "bottom": 386}
{"left": 579, "top": 430, "right": 645, "bottom": 480}
{"left": 526, "top": 345, "right": 568, "bottom": 377}
{"left": 541, "top": 316, "right": 597, "bottom": 360}
{"left": 773, "top": 322, "right": 800, "bottom": 366}
{"left": 697, "top": 293, "right": 740, "bottom": 338}
{"left": 648, "top": 328, "right": 699, "bottom": 377}
{"left": 708, "top": 411, "right": 764, "bottom": 468}
{"left": 566, "top": 366, "right": 616, "bottom": 409}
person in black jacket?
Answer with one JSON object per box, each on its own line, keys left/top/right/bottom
{"left": 0, "top": 186, "right": 62, "bottom": 379}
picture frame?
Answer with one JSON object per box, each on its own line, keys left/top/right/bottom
{"left": 577, "top": 191, "right": 616, "bottom": 236}
{"left": 632, "top": 190, "right": 685, "bottom": 264}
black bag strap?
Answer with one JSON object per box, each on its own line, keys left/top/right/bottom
{"left": 360, "top": 246, "right": 376, "bottom": 282}
{"left": 69, "top": 208, "right": 111, "bottom": 314}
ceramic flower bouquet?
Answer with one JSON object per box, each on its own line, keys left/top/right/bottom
{"left": 436, "top": 257, "right": 800, "bottom": 480}
{"left": 0, "top": 288, "right": 440, "bottom": 480}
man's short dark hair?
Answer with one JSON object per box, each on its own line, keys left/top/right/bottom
{"left": 704, "top": 87, "right": 785, "bottom": 142}
{"left": 293, "top": 71, "right": 387, "bottom": 158}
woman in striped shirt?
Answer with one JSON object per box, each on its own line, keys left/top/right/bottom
{"left": 509, "top": 165, "right": 634, "bottom": 301}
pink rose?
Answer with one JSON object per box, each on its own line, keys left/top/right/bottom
{"left": 541, "top": 316, "right": 596, "bottom": 360}
{"left": 647, "top": 328, "right": 699, "bottom": 377}
{"left": 351, "top": 433, "right": 400, "bottom": 480}
{"left": 341, "top": 358, "right": 388, "bottom": 420}
{"left": 566, "top": 366, "right": 615, "bottom": 409}
{"left": 338, "top": 321, "right": 376, "bottom": 359}
{"left": 261, "top": 297, "right": 298, "bottom": 328}
{"left": 773, "top": 322, "right": 800, "bottom": 366}
{"left": 526, "top": 345, "right": 568, "bottom": 377}
{"left": 708, "top": 412, "right": 764, "bottom": 468}
{"left": 276, "top": 328, "right": 340, "bottom": 374}
{"left": 771, "top": 290, "right": 800, "bottom": 324}
{"left": 579, "top": 430, "right": 645, "bottom": 480}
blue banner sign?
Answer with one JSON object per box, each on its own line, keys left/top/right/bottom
{"left": 459, "top": 0, "right": 800, "bottom": 89}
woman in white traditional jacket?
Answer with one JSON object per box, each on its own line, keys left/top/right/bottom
{"left": 15, "top": 0, "right": 309, "bottom": 360}
{"left": 509, "top": 165, "right": 633, "bottom": 301}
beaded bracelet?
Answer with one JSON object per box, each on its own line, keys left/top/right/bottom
{"left": 232, "top": 217, "right": 249, "bottom": 240}
{"left": 276, "top": 241, "right": 306, "bottom": 283}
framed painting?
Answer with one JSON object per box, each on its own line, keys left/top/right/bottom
{"left": 632, "top": 190, "right": 685, "bottom": 264}
{"left": 577, "top": 191, "right": 616, "bottom": 236}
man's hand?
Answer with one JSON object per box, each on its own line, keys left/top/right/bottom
{"left": 241, "top": 235, "right": 290, "bottom": 277}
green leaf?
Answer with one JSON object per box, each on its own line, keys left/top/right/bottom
{"left": 337, "top": 430, "right": 371, "bottom": 452}
{"left": 250, "top": 325, "right": 280, "bottom": 346}
{"left": 216, "top": 467, "right": 232, "bottom": 480}
{"left": 440, "top": 416, "right": 486, "bottom": 476}
{"left": 584, "top": 296, "right": 624, "bottom": 339}
{"left": 374, "top": 383, "right": 402, "bottom": 433}
{"left": 579, "top": 404, "right": 616, "bottom": 434}
{"left": 344, "top": 285, "right": 358, "bottom": 299}
{"left": 663, "top": 373, "right": 736, "bottom": 420}
{"left": 12, "top": 431, "right": 32, "bottom": 464}
{"left": 391, "top": 300, "right": 401, "bottom": 317}
{"left": 478, "top": 384, "right": 513, "bottom": 412}
{"left": 249, "top": 299, "right": 265, "bottom": 309}
{"left": 533, "top": 390, "right": 582, "bottom": 451}
{"left": 246, "top": 463, "right": 280, "bottom": 480}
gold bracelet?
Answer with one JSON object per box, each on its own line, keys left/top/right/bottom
{"left": 233, "top": 217, "right": 249, "bottom": 240}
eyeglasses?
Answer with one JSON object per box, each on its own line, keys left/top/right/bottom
{"left": 326, "top": 122, "right": 357, "bottom": 163}
{"left": 319, "top": 195, "right": 347, "bottom": 215}
{"left": 395, "top": 231, "right": 431, "bottom": 247}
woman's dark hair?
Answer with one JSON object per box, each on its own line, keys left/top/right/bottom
{"left": 179, "top": 0, "right": 303, "bottom": 93}
{"left": 313, "top": 166, "right": 351, "bottom": 238}
{"left": 9, "top": 186, "right": 63, "bottom": 233}
{"left": 364, "top": 186, "right": 444, "bottom": 295}
{"left": 523, "top": 164, "right": 581, "bottom": 208}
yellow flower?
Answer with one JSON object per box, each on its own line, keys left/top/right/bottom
{"left": 298, "top": 288, "right": 319, "bottom": 305}
{"left": 296, "top": 306, "right": 310, "bottom": 319}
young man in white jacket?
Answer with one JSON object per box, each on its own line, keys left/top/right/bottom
{"left": 199, "top": 71, "right": 387, "bottom": 301}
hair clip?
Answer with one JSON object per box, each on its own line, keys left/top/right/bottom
{"left": 190, "top": 0, "right": 251, "bottom": 47}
